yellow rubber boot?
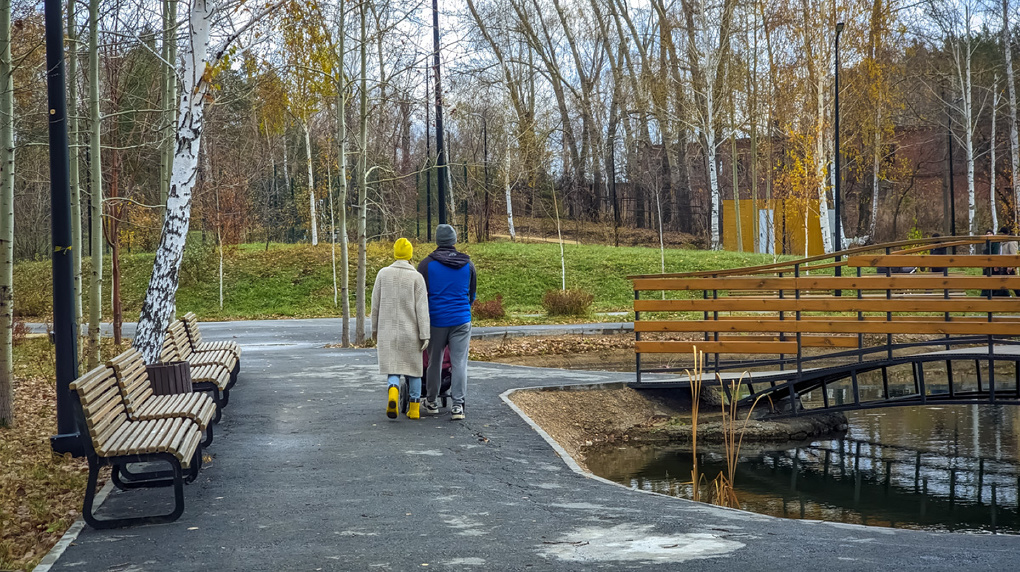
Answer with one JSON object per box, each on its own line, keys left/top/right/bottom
{"left": 386, "top": 386, "right": 399, "bottom": 419}
{"left": 407, "top": 401, "right": 420, "bottom": 420}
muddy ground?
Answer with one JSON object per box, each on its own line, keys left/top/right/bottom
{"left": 472, "top": 334, "right": 847, "bottom": 470}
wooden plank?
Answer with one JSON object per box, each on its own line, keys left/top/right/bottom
{"left": 847, "top": 254, "right": 1020, "bottom": 268}
{"left": 714, "top": 334, "right": 859, "bottom": 348}
{"left": 636, "top": 319, "right": 1020, "bottom": 336}
{"left": 634, "top": 297, "right": 1020, "bottom": 313}
{"left": 177, "top": 428, "right": 201, "bottom": 467}
{"left": 632, "top": 275, "right": 1020, "bottom": 292}
{"left": 635, "top": 340, "right": 798, "bottom": 354}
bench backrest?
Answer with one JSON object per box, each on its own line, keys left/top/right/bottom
{"left": 182, "top": 312, "right": 203, "bottom": 345}
{"left": 68, "top": 365, "right": 127, "bottom": 455}
{"left": 107, "top": 348, "right": 153, "bottom": 416}
{"left": 167, "top": 320, "right": 194, "bottom": 360}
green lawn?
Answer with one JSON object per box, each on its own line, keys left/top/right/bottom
{"left": 13, "top": 239, "right": 788, "bottom": 322}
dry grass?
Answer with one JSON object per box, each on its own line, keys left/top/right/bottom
{"left": 0, "top": 338, "right": 120, "bottom": 571}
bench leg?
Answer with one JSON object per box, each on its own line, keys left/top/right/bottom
{"left": 193, "top": 382, "right": 224, "bottom": 423}
{"left": 225, "top": 361, "right": 240, "bottom": 390}
{"left": 221, "top": 388, "right": 230, "bottom": 408}
{"left": 83, "top": 454, "right": 186, "bottom": 529}
{"left": 201, "top": 423, "right": 214, "bottom": 448}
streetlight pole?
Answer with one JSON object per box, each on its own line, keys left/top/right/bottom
{"left": 43, "top": 0, "right": 81, "bottom": 454}
{"left": 833, "top": 22, "right": 844, "bottom": 298}
{"left": 834, "top": 22, "right": 844, "bottom": 262}
{"left": 431, "top": 0, "right": 448, "bottom": 226}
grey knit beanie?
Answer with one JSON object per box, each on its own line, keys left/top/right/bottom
{"left": 436, "top": 224, "right": 457, "bottom": 247}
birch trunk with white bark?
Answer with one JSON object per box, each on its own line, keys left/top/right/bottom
{"left": 503, "top": 133, "right": 515, "bottom": 240}
{"left": 336, "top": 0, "right": 350, "bottom": 346}
{"left": 355, "top": 0, "right": 367, "bottom": 345}
{"left": 133, "top": 0, "right": 214, "bottom": 363}
{"left": 0, "top": 0, "right": 13, "bottom": 426}
{"left": 1005, "top": 0, "right": 1020, "bottom": 228}
{"left": 86, "top": 0, "right": 102, "bottom": 368}
{"left": 304, "top": 120, "right": 318, "bottom": 245}
{"left": 992, "top": 77, "right": 999, "bottom": 231}
{"left": 68, "top": 0, "right": 82, "bottom": 326}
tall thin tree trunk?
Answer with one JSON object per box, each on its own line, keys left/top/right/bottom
{"left": 992, "top": 76, "right": 1000, "bottom": 232}
{"left": 68, "top": 0, "right": 82, "bottom": 328}
{"left": 304, "top": 120, "right": 318, "bottom": 245}
{"left": 1005, "top": 0, "right": 1020, "bottom": 229}
{"left": 0, "top": 0, "right": 14, "bottom": 426}
{"left": 133, "top": 0, "right": 214, "bottom": 363}
{"left": 160, "top": 0, "right": 177, "bottom": 221}
{"left": 336, "top": 0, "right": 350, "bottom": 346}
{"left": 86, "top": 0, "right": 103, "bottom": 368}
{"left": 355, "top": 0, "right": 368, "bottom": 344}
{"left": 328, "top": 161, "right": 337, "bottom": 307}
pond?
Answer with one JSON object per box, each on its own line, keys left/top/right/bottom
{"left": 586, "top": 366, "right": 1020, "bottom": 535}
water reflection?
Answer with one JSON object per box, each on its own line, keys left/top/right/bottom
{"left": 586, "top": 404, "right": 1020, "bottom": 534}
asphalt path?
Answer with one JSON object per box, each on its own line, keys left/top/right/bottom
{"left": 43, "top": 320, "right": 1020, "bottom": 571}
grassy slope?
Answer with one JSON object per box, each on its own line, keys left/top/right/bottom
{"left": 14, "top": 239, "right": 785, "bottom": 321}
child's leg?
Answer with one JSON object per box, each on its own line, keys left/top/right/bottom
{"left": 386, "top": 375, "right": 400, "bottom": 419}
{"left": 407, "top": 376, "right": 422, "bottom": 401}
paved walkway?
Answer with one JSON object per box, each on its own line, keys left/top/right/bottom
{"left": 44, "top": 322, "right": 1020, "bottom": 570}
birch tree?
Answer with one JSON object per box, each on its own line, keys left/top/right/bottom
{"left": 68, "top": 0, "right": 82, "bottom": 326}
{"left": 86, "top": 0, "right": 103, "bottom": 367}
{"left": 0, "top": 0, "right": 13, "bottom": 426}
{"left": 681, "top": 0, "right": 736, "bottom": 249}
{"left": 1003, "top": 0, "right": 1020, "bottom": 228}
{"left": 134, "top": 0, "right": 280, "bottom": 362}
{"left": 355, "top": 0, "right": 367, "bottom": 345}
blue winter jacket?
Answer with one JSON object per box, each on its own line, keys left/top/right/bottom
{"left": 417, "top": 247, "right": 477, "bottom": 328}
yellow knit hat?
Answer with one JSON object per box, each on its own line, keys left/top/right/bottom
{"left": 394, "top": 238, "right": 413, "bottom": 260}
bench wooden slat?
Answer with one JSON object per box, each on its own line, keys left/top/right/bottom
{"left": 635, "top": 340, "right": 798, "bottom": 354}
{"left": 634, "top": 297, "right": 1020, "bottom": 314}
{"left": 847, "top": 254, "right": 1020, "bottom": 268}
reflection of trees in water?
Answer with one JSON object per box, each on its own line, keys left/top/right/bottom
{"left": 587, "top": 432, "right": 1020, "bottom": 534}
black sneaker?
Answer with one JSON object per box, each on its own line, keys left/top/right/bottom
{"left": 451, "top": 404, "right": 465, "bottom": 420}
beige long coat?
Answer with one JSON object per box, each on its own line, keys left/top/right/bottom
{"left": 371, "top": 260, "right": 430, "bottom": 376}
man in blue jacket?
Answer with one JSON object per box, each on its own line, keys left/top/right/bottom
{"left": 418, "top": 224, "right": 476, "bottom": 420}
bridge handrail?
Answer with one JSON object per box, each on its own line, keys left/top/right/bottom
{"left": 630, "top": 236, "right": 1020, "bottom": 382}
{"left": 628, "top": 235, "right": 1017, "bottom": 280}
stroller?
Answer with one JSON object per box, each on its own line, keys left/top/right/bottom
{"left": 398, "top": 346, "right": 452, "bottom": 414}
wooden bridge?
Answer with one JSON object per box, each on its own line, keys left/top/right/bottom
{"left": 629, "top": 236, "right": 1020, "bottom": 416}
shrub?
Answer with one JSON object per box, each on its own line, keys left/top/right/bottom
{"left": 473, "top": 294, "right": 505, "bottom": 320}
{"left": 12, "top": 318, "right": 28, "bottom": 346}
{"left": 542, "top": 288, "right": 594, "bottom": 316}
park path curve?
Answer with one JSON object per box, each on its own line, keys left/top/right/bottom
{"left": 43, "top": 320, "right": 1020, "bottom": 571}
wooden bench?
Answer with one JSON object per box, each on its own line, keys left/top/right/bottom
{"left": 182, "top": 312, "right": 241, "bottom": 367}
{"left": 108, "top": 348, "right": 217, "bottom": 447}
{"left": 170, "top": 318, "right": 239, "bottom": 389}
{"left": 161, "top": 327, "right": 232, "bottom": 420}
{"left": 69, "top": 365, "right": 203, "bottom": 528}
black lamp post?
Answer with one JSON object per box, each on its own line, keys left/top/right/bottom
{"left": 43, "top": 0, "right": 81, "bottom": 455}
{"left": 834, "top": 22, "right": 844, "bottom": 261}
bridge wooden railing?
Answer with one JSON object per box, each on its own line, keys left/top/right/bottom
{"left": 630, "top": 236, "right": 1020, "bottom": 381}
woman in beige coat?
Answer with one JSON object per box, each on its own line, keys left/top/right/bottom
{"left": 371, "top": 238, "right": 430, "bottom": 419}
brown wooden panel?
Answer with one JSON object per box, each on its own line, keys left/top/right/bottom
{"left": 635, "top": 340, "right": 798, "bottom": 354}
{"left": 636, "top": 319, "right": 1020, "bottom": 336}
{"left": 715, "top": 334, "right": 858, "bottom": 348}
{"left": 847, "top": 255, "right": 1020, "bottom": 268}
{"left": 632, "top": 276, "right": 1020, "bottom": 292}
{"left": 634, "top": 297, "right": 1020, "bottom": 313}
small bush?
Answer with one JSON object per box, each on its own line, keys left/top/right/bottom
{"left": 542, "top": 288, "right": 594, "bottom": 316}
{"left": 12, "top": 318, "right": 28, "bottom": 346}
{"left": 473, "top": 294, "right": 505, "bottom": 320}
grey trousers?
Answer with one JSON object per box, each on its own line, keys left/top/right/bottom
{"left": 426, "top": 322, "right": 471, "bottom": 406}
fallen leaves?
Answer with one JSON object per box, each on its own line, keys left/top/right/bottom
{"left": 1, "top": 338, "right": 113, "bottom": 571}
